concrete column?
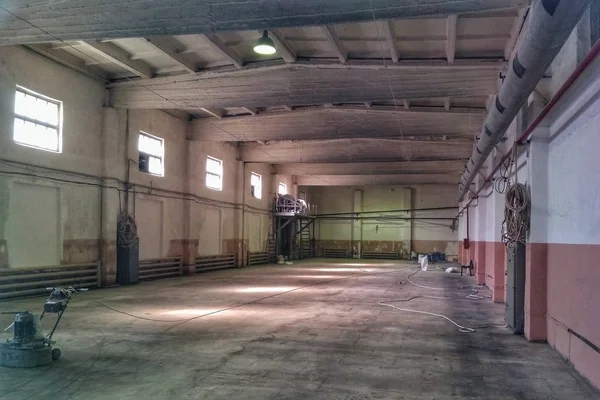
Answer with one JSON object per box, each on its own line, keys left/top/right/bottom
{"left": 489, "top": 187, "right": 507, "bottom": 303}
{"left": 474, "top": 197, "right": 487, "bottom": 286}
{"left": 181, "top": 122, "right": 197, "bottom": 274}
{"left": 404, "top": 187, "right": 412, "bottom": 256}
{"left": 99, "top": 107, "right": 125, "bottom": 286}
{"left": 524, "top": 133, "right": 549, "bottom": 341}
{"left": 352, "top": 189, "right": 363, "bottom": 257}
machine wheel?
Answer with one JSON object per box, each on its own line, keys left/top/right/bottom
{"left": 51, "top": 348, "right": 61, "bottom": 361}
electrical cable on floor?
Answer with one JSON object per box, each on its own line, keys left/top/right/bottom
{"left": 379, "top": 269, "right": 506, "bottom": 333}
{"left": 406, "top": 268, "right": 447, "bottom": 291}
{"left": 89, "top": 300, "right": 193, "bottom": 323}
{"left": 379, "top": 302, "right": 476, "bottom": 333}
{"left": 81, "top": 268, "right": 406, "bottom": 328}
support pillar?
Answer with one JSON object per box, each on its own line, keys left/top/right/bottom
{"left": 99, "top": 107, "right": 125, "bottom": 286}
{"left": 524, "top": 134, "right": 549, "bottom": 341}
{"left": 352, "top": 190, "right": 363, "bottom": 257}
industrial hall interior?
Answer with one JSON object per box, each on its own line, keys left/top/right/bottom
{"left": 1, "top": 0, "right": 600, "bottom": 399}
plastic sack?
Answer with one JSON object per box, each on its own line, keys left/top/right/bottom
{"left": 419, "top": 254, "right": 429, "bottom": 271}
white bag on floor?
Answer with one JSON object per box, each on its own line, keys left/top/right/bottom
{"left": 419, "top": 255, "right": 429, "bottom": 271}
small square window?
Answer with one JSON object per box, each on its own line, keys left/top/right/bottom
{"left": 13, "top": 86, "right": 62, "bottom": 153}
{"left": 250, "top": 172, "right": 262, "bottom": 199}
{"left": 206, "top": 156, "right": 223, "bottom": 191}
{"left": 138, "top": 131, "right": 165, "bottom": 176}
{"left": 278, "top": 182, "right": 287, "bottom": 195}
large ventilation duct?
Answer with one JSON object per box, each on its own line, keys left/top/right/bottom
{"left": 457, "top": 0, "right": 591, "bottom": 202}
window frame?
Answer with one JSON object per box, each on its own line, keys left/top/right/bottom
{"left": 138, "top": 131, "right": 165, "bottom": 177}
{"left": 206, "top": 155, "right": 223, "bottom": 191}
{"left": 278, "top": 182, "right": 287, "bottom": 195}
{"left": 13, "top": 85, "right": 63, "bottom": 153}
{"left": 250, "top": 172, "right": 262, "bottom": 199}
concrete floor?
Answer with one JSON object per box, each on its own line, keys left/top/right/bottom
{"left": 1, "top": 260, "right": 598, "bottom": 400}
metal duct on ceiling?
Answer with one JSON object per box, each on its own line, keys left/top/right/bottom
{"left": 457, "top": 0, "right": 591, "bottom": 202}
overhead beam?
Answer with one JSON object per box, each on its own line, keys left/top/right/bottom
{"left": 203, "top": 34, "right": 244, "bottom": 68}
{"left": 239, "top": 139, "right": 472, "bottom": 163}
{"left": 446, "top": 15, "right": 458, "bottom": 64}
{"left": 295, "top": 174, "right": 459, "bottom": 186}
{"left": 78, "top": 40, "right": 154, "bottom": 78}
{"left": 110, "top": 63, "right": 504, "bottom": 109}
{"left": 266, "top": 29, "right": 296, "bottom": 63}
{"left": 0, "top": 1, "right": 530, "bottom": 45}
{"left": 383, "top": 20, "right": 399, "bottom": 63}
{"left": 275, "top": 161, "right": 465, "bottom": 176}
{"left": 242, "top": 107, "right": 259, "bottom": 115}
{"left": 322, "top": 26, "right": 348, "bottom": 63}
{"left": 145, "top": 37, "right": 197, "bottom": 73}
{"left": 25, "top": 44, "right": 108, "bottom": 82}
{"left": 200, "top": 108, "right": 225, "bottom": 118}
{"left": 191, "top": 106, "right": 486, "bottom": 141}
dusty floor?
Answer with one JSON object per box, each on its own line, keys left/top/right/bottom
{"left": 0, "top": 260, "right": 598, "bottom": 400}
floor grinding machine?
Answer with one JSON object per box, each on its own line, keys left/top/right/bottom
{"left": 1, "top": 287, "right": 84, "bottom": 368}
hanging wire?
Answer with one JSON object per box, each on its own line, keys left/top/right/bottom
{"left": 501, "top": 147, "right": 530, "bottom": 248}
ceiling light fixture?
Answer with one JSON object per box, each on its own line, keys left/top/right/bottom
{"left": 253, "top": 30, "right": 276, "bottom": 55}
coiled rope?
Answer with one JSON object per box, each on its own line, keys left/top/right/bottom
{"left": 502, "top": 147, "right": 530, "bottom": 248}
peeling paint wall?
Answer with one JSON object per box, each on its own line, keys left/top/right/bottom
{"left": 0, "top": 46, "right": 291, "bottom": 280}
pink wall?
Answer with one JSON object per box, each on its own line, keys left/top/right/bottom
{"left": 545, "top": 243, "right": 600, "bottom": 388}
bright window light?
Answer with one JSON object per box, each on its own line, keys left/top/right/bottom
{"left": 251, "top": 172, "right": 262, "bottom": 199}
{"left": 206, "top": 156, "right": 223, "bottom": 191}
{"left": 13, "top": 86, "right": 62, "bottom": 152}
{"left": 138, "top": 132, "right": 165, "bottom": 176}
{"left": 278, "top": 182, "right": 287, "bottom": 195}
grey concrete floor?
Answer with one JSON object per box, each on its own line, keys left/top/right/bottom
{"left": 1, "top": 260, "right": 598, "bottom": 400}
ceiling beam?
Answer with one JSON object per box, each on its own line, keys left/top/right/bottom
{"left": 25, "top": 44, "right": 109, "bottom": 82}
{"left": 191, "top": 106, "right": 483, "bottom": 141}
{"left": 446, "top": 15, "right": 457, "bottom": 64}
{"left": 295, "top": 174, "right": 459, "bottom": 186}
{"left": 239, "top": 139, "right": 472, "bottom": 163}
{"left": 242, "top": 107, "right": 259, "bottom": 115}
{"left": 203, "top": 34, "right": 244, "bottom": 68}
{"left": 145, "top": 37, "right": 197, "bottom": 73}
{"left": 200, "top": 108, "right": 225, "bottom": 118}
{"left": 322, "top": 26, "right": 348, "bottom": 63}
{"left": 0, "top": 1, "right": 530, "bottom": 45}
{"left": 267, "top": 29, "right": 297, "bottom": 63}
{"left": 275, "top": 160, "right": 465, "bottom": 176}
{"left": 383, "top": 20, "right": 399, "bottom": 63}
{"left": 110, "top": 63, "right": 503, "bottom": 109}
{"left": 78, "top": 40, "right": 154, "bottom": 78}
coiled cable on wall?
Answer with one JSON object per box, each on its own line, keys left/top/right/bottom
{"left": 500, "top": 147, "right": 530, "bottom": 248}
{"left": 117, "top": 210, "right": 138, "bottom": 248}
